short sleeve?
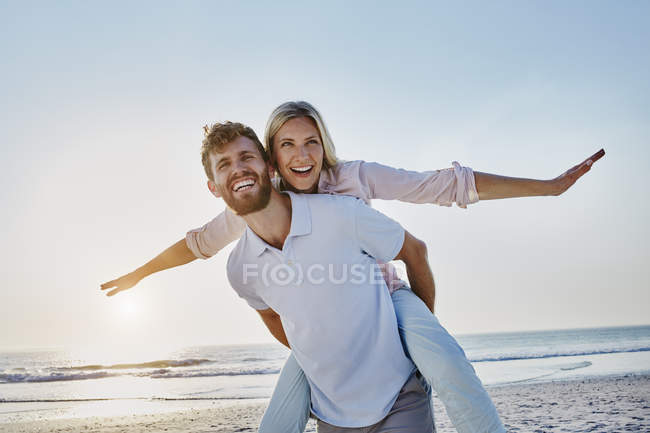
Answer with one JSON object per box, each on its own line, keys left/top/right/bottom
{"left": 185, "top": 208, "right": 247, "bottom": 259}
{"left": 353, "top": 199, "right": 405, "bottom": 263}
{"left": 235, "top": 288, "right": 269, "bottom": 311}
{"left": 226, "top": 255, "right": 269, "bottom": 310}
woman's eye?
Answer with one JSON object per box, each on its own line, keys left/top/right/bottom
{"left": 281, "top": 142, "right": 292, "bottom": 147}
{"left": 307, "top": 140, "right": 320, "bottom": 145}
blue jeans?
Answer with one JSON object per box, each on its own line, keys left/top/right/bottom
{"left": 258, "top": 287, "right": 505, "bottom": 433}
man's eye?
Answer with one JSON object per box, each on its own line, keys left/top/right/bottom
{"left": 243, "top": 155, "right": 253, "bottom": 160}
{"left": 218, "top": 163, "right": 229, "bottom": 170}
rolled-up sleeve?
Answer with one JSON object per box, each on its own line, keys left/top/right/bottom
{"left": 355, "top": 160, "right": 480, "bottom": 208}
{"left": 185, "top": 208, "right": 247, "bottom": 259}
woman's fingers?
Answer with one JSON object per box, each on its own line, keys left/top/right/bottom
{"left": 553, "top": 149, "right": 603, "bottom": 195}
{"left": 590, "top": 148, "right": 606, "bottom": 163}
{"left": 100, "top": 280, "right": 116, "bottom": 290}
{"left": 568, "top": 148, "right": 605, "bottom": 175}
{"left": 100, "top": 274, "right": 134, "bottom": 295}
{"left": 577, "top": 148, "right": 605, "bottom": 168}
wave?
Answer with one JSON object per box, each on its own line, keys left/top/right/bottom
{"left": 0, "top": 371, "right": 115, "bottom": 383}
{"left": 64, "top": 358, "right": 212, "bottom": 371}
{"left": 469, "top": 346, "right": 650, "bottom": 363}
{"left": 2, "top": 345, "right": 646, "bottom": 384}
{"left": 0, "top": 366, "right": 281, "bottom": 384}
{"left": 149, "top": 367, "right": 280, "bottom": 379}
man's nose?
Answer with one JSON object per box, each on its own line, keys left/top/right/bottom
{"left": 232, "top": 158, "right": 248, "bottom": 171}
{"left": 230, "top": 159, "right": 249, "bottom": 177}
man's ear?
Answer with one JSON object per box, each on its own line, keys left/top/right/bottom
{"left": 267, "top": 162, "right": 276, "bottom": 180}
{"left": 207, "top": 180, "right": 221, "bottom": 198}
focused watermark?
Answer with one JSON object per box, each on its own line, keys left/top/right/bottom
{"left": 241, "top": 263, "right": 401, "bottom": 287}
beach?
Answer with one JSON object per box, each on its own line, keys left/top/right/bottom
{"left": 2, "top": 327, "right": 649, "bottom": 431}
{"left": 2, "top": 373, "right": 648, "bottom": 432}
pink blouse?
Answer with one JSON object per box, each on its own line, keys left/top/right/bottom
{"left": 186, "top": 160, "right": 479, "bottom": 292}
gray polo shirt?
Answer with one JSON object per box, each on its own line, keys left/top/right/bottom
{"left": 227, "top": 192, "right": 414, "bottom": 427}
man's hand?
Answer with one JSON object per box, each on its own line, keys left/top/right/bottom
{"left": 548, "top": 148, "right": 605, "bottom": 196}
{"left": 101, "top": 270, "right": 144, "bottom": 297}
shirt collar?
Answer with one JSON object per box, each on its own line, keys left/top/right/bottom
{"left": 244, "top": 191, "right": 312, "bottom": 257}
{"left": 318, "top": 166, "right": 336, "bottom": 191}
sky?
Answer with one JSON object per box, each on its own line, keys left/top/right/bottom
{"left": 1, "top": 1, "right": 648, "bottom": 353}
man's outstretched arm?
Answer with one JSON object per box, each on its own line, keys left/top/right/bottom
{"left": 100, "top": 238, "right": 197, "bottom": 297}
{"left": 257, "top": 308, "right": 290, "bottom": 348}
{"left": 394, "top": 231, "right": 435, "bottom": 313}
{"left": 475, "top": 148, "right": 605, "bottom": 200}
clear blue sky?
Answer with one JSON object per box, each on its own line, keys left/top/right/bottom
{"left": 1, "top": 1, "right": 648, "bottom": 351}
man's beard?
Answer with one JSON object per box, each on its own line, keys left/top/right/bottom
{"left": 220, "top": 171, "right": 272, "bottom": 216}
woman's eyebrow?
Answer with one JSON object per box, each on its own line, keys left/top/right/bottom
{"left": 277, "top": 135, "right": 318, "bottom": 142}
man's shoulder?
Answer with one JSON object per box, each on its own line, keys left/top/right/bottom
{"left": 303, "top": 192, "right": 362, "bottom": 208}
{"left": 300, "top": 193, "right": 364, "bottom": 224}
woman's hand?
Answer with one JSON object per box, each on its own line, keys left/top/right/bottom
{"left": 100, "top": 238, "right": 198, "bottom": 297}
{"left": 475, "top": 148, "right": 605, "bottom": 200}
{"left": 100, "top": 270, "right": 144, "bottom": 297}
{"left": 547, "top": 148, "right": 605, "bottom": 196}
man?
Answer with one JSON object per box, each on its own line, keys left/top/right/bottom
{"left": 208, "top": 121, "right": 435, "bottom": 431}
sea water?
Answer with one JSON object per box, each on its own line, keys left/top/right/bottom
{"left": 1, "top": 325, "right": 649, "bottom": 422}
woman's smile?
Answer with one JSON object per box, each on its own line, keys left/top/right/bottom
{"left": 272, "top": 117, "right": 324, "bottom": 193}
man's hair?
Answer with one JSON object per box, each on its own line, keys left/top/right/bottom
{"left": 201, "top": 122, "right": 268, "bottom": 181}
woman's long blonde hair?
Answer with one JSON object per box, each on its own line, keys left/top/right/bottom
{"left": 263, "top": 101, "right": 339, "bottom": 169}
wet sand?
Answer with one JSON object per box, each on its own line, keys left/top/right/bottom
{"left": 2, "top": 374, "right": 648, "bottom": 432}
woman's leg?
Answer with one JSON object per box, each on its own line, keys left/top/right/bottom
{"left": 258, "top": 352, "right": 311, "bottom": 433}
{"left": 391, "top": 287, "right": 506, "bottom": 433}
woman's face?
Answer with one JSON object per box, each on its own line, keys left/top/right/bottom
{"left": 272, "top": 116, "right": 324, "bottom": 193}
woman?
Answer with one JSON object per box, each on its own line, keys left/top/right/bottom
{"left": 101, "top": 101, "right": 603, "bottom": 433}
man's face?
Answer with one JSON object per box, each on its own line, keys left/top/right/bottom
{"left": 208, "top": 136, "right": 272, "bottom": 216}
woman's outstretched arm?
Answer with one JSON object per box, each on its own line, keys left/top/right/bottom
{"left": 101, "top": 208, "right": 248, "bottom": 297}
{"left": 475, "top": 149, "right": 605, "bottom": 200}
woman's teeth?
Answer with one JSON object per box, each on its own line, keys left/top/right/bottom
{"left": 290, "top": 166, "right": 313, "bottom": 174}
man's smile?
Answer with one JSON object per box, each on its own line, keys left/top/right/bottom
{"left": 231, "top": 177, "right": 257, "bottom": 192}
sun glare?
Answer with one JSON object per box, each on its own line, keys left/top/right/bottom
{"left": 120, "top": 299, "right": 138, "bottom": 316}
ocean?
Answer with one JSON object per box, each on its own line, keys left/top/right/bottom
{"left": 1, "top": 325, "right": 649, "bottom": 423}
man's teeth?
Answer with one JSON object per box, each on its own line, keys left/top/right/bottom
{"left": 291, "top": 166, "right": 313, "bottom": 173}
{"left": 233, "top": 179, "right": 255, "bottom": 191}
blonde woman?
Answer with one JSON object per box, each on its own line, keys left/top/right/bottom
{"left": 102, "top": 101, "right": 603, "bottom": 433}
